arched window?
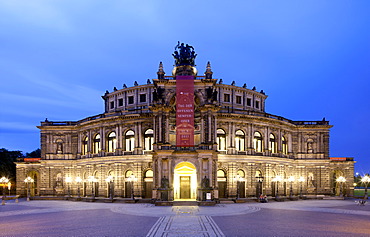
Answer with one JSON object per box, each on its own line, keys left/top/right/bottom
{"left": 217, "top": 169, "right": 227, "bottom": 198}
{"left": 93, "top": 134, "right": 101, "bottom": 154}
{"left": 237, "top": 169, "right": 245, "bottom": 178}
{"left": 144, "top": 129, "right": 154, "bottom": 151}
{"left": 237, "top": 169, "right": 246, "bottom": 198}
{"left": 235, "top": 130, "right": 245, "bottom": 151}
{"left": 217, "top": 169, "right": 226, "bottom": 180}
{"left": 253, "top": 132, "right": 263, "bottom": 152}
{"left": 82, "top": 136, "right": 88, "bottom": 155}
{"left": 217, "top": 129, "right": 226, "bottom": 151}
{"left": 125, "top": 170, "right": 134, "bottom": 198}
{"left": 107, "top": 132, "right": 117, "bottom": 153}
{"left": 282, "top": 136, "right": 288, "bottom": 155}
{"left": 125, "top": 130, "right": 135, "bottom": 151}
{"left": 269, "top": 134, "right": 276, "bottom": 153}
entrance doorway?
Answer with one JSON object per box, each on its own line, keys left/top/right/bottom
{"left": 180, "top": 176, "right": 191, "bottom": 199}
{"left": 174, "top": 162, "right": 197, "bottom": 200}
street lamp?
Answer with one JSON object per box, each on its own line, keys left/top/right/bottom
{"left": 361, "top": 175, "right": 370, "bottom": 200}
{"left": 336, "top": 176, "right": 346, "bottom": 198}
{"left": 1, "top": 177, "right": 9, "bottom": 205}
{"left": 298, "top": 176, "right": 305, "bottom": 199}
{"left": 126, "top": 174, "right": 137, "bottom": 200}
{"left": 65, "top": 177, "right": 72, "bottom": 198}
{"left": 256, "top": 175, "right": 264, "bottom": 198}
{"left": 272, "top": 175, "right": 282, "bottom": 200}
{"left": 288, "top": 176, "right": 295, "bottom": 199}
{"left": 24, "top": 176, "right": 34, "bottom": 201}
{"left": 7, "top": 182, "right": 11, "bottom": 197}
{"left": 87, "top": 176, "right": 97, "bottom": 200}
{"left": 105, "top": 176, "right": 114, "bottom": 200}
{"left": 75, "top": 177, "right": 82, "bottom": 198}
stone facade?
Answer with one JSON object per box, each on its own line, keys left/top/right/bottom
{"left": 16, "top": 53, "right": 355, "bottom": 200}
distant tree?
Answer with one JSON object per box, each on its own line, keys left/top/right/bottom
{"left": 25, "top": 148, "right": 41, "bottom": 158}
{"left": 0, "top": 148, "right": 24, "bottom": 182}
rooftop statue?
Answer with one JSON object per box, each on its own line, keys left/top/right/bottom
{"left": 172, "top": 41, "right": 197, "bottom": 66}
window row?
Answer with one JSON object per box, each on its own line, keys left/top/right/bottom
{"left": 216, "top": 129, "right": 288, "bottom": 154}
{"left": 81, "top": 129, "right": 154, "bottom": 155}
{"left": 109, "top": 94, "right": 149, "bottom": 109}
{"left": 223, "top": 94, "right": 262, "bottom": 109}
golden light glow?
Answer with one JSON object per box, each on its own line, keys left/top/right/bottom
{"left": 174, "top": 162, "right": 197, "bottom": 200}
{"left": 336, "top": 176, "right": 346, "bottom": 183}
{"left": 24, "top": 177, "right": 34, "bottom": 183}
{"left": 65, "top": 177, "right": 72, "bottom": 183}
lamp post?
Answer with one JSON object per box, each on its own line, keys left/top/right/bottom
{"left": 65, "top": 177, "right": 72, "bottom": 198}
{"left": 256, "top": 175, "right": 264, "bottom": 198}
{"left": 288, "top": 176, "right": 295, "bottom": 199}
{"left": 1, "top": 177, "right": 9, "bottom": 205}
{"left": 361, "top": 175, "right": 370, "bottom": 200}
{"left": 88, "top": 176, "right": 97, "bottom": 200}
{"left": 105, "top": 176, "right": 114, "bottom": 200}
{"left": 75, "top": 177, "right": 82, "bottom": 198}
{"left": 272, "top": 175, "right": 282, "bottom": 200}
{"left": 24, "top": 176, "right": 34, "bottom": 201}
{"left": 298, "top": 176, "right": 305, "bottom": 199}
{"left": 336, "top": 176, "right": 346, "bottom": 198}
{"left": 7, "top": 182, "right": 11, "bottom": 197}
{"left": 126, "top": 174, "right": 137, "bottom": 200}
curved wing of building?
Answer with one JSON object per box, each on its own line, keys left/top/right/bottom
{"left": 16, "top": 44, "right": 354, "bottom": 201}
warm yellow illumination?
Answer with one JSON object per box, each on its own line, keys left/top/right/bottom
{"left": 272, "top": 175, "right": 282, "bottom": 182}
{"left": 105, "top": 175, "right": 114, "bottom": 182}
{"left": 336, "top": 176, "right": 346, "bottom": 183}
{"left": 361, "top": 175, "right": 370, "bottom": 183}
{"left": 24, "top": 177, "right": 34, "bottom": 183}
{"left": 174, "top": 162, "right": 197, "bottom": 200}
{"left": 288, "top": 176, "right": 295, "bottom": 182}
{"left": 65, "top": 177, "right": 72, "bottom": 183}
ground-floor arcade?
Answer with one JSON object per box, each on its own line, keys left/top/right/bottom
{"left": 16, "top": 155, "right": 355, "bottom": 201}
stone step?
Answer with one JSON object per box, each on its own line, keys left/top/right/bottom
{"left": 173, "top": 201, "right": 198, "bottom": 206}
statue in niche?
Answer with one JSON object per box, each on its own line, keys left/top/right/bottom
{"left": 307, "top": 139, "right": 314, "bottom": 153}
{"left": 161, "top": 176, "right": 169, "bottom": 189}
{"left": 212, "top": 90, "right": 218, "bottom": 101}
{"left": 308, "top": 173, "right": 315, "bottom": 188}
{"left": 56, "top": 140, "right": 63, "bottom": 154}
{"left": 202, "top": 176, "right": 210, "bottom": 189}
{"left": 55, "top": 173, "right": 63, "bottom": 188}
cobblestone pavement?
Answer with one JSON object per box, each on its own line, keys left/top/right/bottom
{"left": 0, "top": 199, "right": 369, "bottom": 236}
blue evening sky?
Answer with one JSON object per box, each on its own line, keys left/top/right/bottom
{"left": 0, "top": 1, "right": 369, "bottom": 173}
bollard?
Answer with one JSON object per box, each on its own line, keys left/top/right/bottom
{"left": 15, "top": 198, "right": 18, "bottom": 203}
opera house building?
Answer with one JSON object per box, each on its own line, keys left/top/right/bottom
{"left": 16, "top": 44, "right": 355, "bottom": 203}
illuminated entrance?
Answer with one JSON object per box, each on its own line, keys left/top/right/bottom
{"left": 174, "top": 162, "right": 197, "bottom": 200}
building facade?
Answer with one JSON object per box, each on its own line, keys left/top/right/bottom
{"left": 16, "top": 45, "right": 355, "bottom": 201}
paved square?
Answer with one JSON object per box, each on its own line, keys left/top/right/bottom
{"left": 1, "top": 199, "right": 369, "bottom": 236}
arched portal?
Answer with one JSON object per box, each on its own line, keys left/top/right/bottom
{"left": 27, "top": 170, "right": 39, "bottom": 196}
{"left": 333, "top": 170, "right": 344, "bottom": 196}
{"left": 174, "top": 162, "right": 197, "bottom": 200}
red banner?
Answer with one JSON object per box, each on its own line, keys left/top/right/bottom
{"left": 176, "top": 75, "right": 194, "bottom": 147}
{"left": 24, "top": 158, "right": 41, "bottom": 162}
